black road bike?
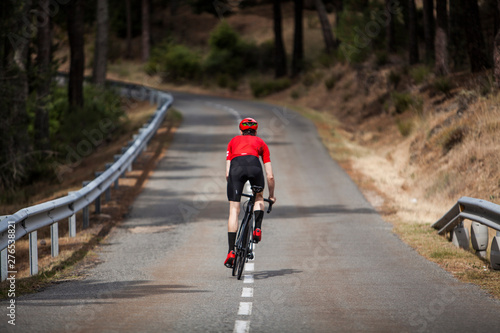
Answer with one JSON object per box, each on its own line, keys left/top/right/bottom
{"left": 232, "top": 185, "right": 273, "bottom": 280}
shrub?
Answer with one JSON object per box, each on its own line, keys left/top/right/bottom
{"left": 204, "top": 22, "right": 261, "bottom": 78}
{"left": 438, "top": 125, "right": 466, "bottom": 153}
{"left": 146, "top": 42, "right": 201, "bottom": 81}
{"left": 396, "top": 118, "right": 413, "bottom": 137}
{"left": 409, "top": 65, "right": 430, "bottom": 84}
{"left": 317, "top": 52, "right": 336, "bottom": 68}
{"left": 391, "top": 92, "right": 414, "bottom": 114}
{"left": 375, "top": 51, "right": 388, "bottom": 67}
{"left": 291, "top": 90, "right": 300, "bottom": 99}
{"left": 209, "top": 21, "right": 239, "bottom": 51}
{"left": 165, "top": 45, "right": 201, "bottom": 81}
{"left": 250, "top": 78, "right": 291, "bottom": 98}
{"left": 335, "top": 3, "right": 386, "bottom": 64}
{"left": 433, "top": 77, "right": 454, "bottom": 96}
{"left": 54, "top": 85, "right": 124, "bottom": 148}
{"left": 325, "top": 72, "right": 343, "bottom": 91}
{"left": 388, "top": 71, "right": 401, "bottom": 89}
{"left": 302, "top": 72, "right": 316, "bottom": 87}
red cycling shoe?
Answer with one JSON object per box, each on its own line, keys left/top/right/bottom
{"left": 253, "top": 228, "right": 262, "bottom": 243}
{"left": 224, "top": 251, "right": 235, "bottom": 268}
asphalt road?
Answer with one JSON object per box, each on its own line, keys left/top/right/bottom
{"left": 2, "top": 92, "right": 500, "bottom": 332}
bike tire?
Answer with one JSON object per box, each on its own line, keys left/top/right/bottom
{"left": 237, "top": 221, "right": 251, "bottom": 280}
{"left": 232, "top": 248, "right": 240, "bottom": 276}
{"left": 237, "top": 245, "right": 247, "bottom": 280}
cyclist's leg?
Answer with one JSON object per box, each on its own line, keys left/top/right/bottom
{"left": 249, "top": 165, "right": 265, "bottom": 238}
{"left": 226, "top": 161, "right": 246, "bottom": 267}
{"left": 228, "top": 201, "right": 240, "bottom": 235}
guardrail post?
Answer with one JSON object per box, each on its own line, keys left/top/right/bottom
{"left": 51, "top": 223, "right": 59, "bottom": 257}
{"left": 114, "top": 154, "right": 123, "bottom": 185}
{"left": 95, "top": 195, "right": 101, "bottom": 214}
{"left": 29, "top": 231, "right": 38, "bottom": 276}
{"left": 82, "top": 206, "right": 89, "bottom": 229}
{"left": 471, "top": 222, "right": 488, "bottom": 258}
{"left": 82, "top": 181, "right": 90, "bottom": 229}
{"left": 491, "top": 231, "right": 500, "bottom": 270}
{"left": 67, "top": 192, "right": 77, "bottom": 237}
{"left": 69, "top": 214, "right": 76, "bottom": 237}
{"left": 451, "top": 221, "right": 469, "bottom": 250}
{"left": 122, "top": 144, "right": 134, "bottom": 172}
{"left": 139, "top": 128, "right": 147, "bottom": 152}
{"left": 94, "top": 172, "right": 102, "bottom": 214}
{"left": 105, "top": 163, "right": 113, "bottom": 201}
{"left": 0, "top": 216, "right": 8, "bottom": 281}
{"left": 1, "top": 248, "right": 7, "bottom": 281}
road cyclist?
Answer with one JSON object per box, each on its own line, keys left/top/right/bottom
{"left": 224, "top": 117, "right": 276, "bottom": 268}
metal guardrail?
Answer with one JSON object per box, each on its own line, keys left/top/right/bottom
{"left": 0, "top": 78, "right": 173, "bottom": 280}
{"left": 432, "top": 196, "right": 500, "bottom": 269}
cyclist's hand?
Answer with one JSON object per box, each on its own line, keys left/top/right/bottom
{"left": 268, "top": 196, "right": 276, "bottom": 203}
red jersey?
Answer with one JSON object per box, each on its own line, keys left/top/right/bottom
{"left": 226, "top": 135, "right": 271, "bottom": 163}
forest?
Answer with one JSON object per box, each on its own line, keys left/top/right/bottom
{"left": 1, "top": 0, "right": 500, "bottom": 203}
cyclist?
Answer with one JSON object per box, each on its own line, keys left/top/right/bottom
{"left": 224, "top": 117, "right": 276, "bottom": 268}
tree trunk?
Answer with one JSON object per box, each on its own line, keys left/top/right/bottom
{"left": 142, "top": 0, "right": 150, "bottom": 62}
{"left": 449, "top": 0, "right": 467, "bottom": 69}
{"left": 273, "top": 0, "right": 287, "bottom": 78}
{"left": 495, "top": 0, "right": 500, "bottom": 87}
{"left": 315, "top": 0, "right": 336, "bottom": 54}
{"left": 0, "top": 0, "right": 31, "bottom": 188}
{"left": 434, "top": 0, "right": 449, "bottom": 75}
{"left": 386, "top": 0, "right": 395, "bottom": 53}
{"left": 126, "top": 0, "right": 132, "bottom": 59}
{"left": 423, "top": 0, "right": 435, "bottom": 63}
{"left": 334, "top": 0, "right": 343, "bottom": 46}
{"left": 462, "top": 0, "right": 491, "bottom": 72}
{"left": 292, "top": 0, "right": 304, "bottom": 77}
{"left": 93, "top": 0, "right": 109, "bottom": 86}
{"left": 408, "top": 0, "right": 419, "bottom": 64}
{"left": 36, "top": 0, "right": 51, "bottom": 152}
{"left": 67, "top": 0, "right": 85, "bottom": 108}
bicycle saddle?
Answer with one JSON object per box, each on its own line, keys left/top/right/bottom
{"left": 251, "top": 185, "right": 264, "bottom": 193}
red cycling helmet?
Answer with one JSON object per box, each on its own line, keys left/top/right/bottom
{"left": 239, "top": 117, "right": 258, "bottom": 131}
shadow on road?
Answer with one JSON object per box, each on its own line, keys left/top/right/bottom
{"left": 18, "top": 280, "right": 210, "bottom": 306}
{"left": 253, "top": 269, "right": 302, "bottom": 280}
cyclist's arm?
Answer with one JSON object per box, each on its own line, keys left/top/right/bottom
{"left": 226, "top": 160, "right": 231, "bottom": 181}
{"left": 264, "top": 162, "right": 276, "bottom": 202}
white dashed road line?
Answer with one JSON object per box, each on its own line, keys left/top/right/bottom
{"left": 238, "top": 302, "right": 253, "bottom": 315}
{"left": 243, "top": 275, "right": 254, "bottom": 283}
{"left": 241, "top": 287, "right": 253, "bottom": 298}
{"left": 234, "top": 320, "right": 250, "bottom": 333}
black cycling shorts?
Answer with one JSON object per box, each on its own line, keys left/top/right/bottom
{"left": 227, "top": 155, "right": 264, "bottom": 202}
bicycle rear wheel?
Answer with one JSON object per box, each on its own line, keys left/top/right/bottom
{"left": 237, "top": 242, "right": 248, "bottom": 280}
{"left": 237, "top": 218, "right": 252, "bottom": 280}
{"left": 232, "top": 248, "right": 240, "bottom": 276}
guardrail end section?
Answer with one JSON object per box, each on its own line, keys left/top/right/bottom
{"left": 432, "top": 202, "right": 461, "bottom": 230}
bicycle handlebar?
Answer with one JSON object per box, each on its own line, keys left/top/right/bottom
{"left": 241, "top": 193, "right": 274, "bottom": 214}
